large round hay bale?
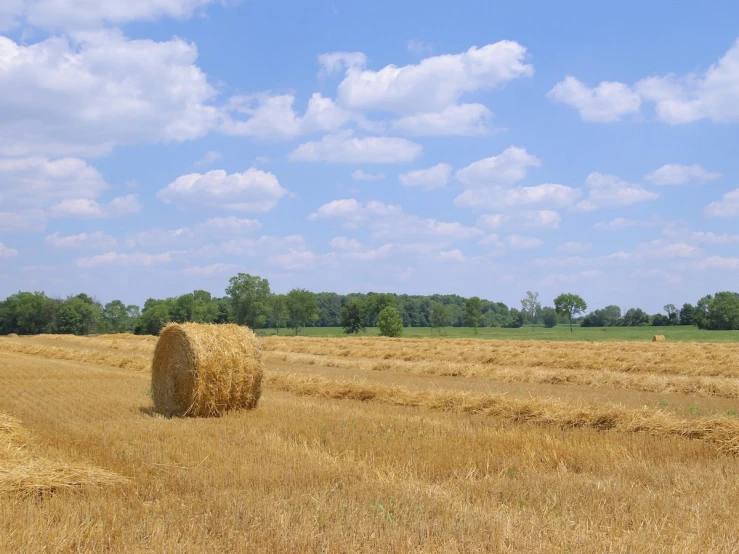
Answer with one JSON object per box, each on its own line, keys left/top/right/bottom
{"left": 151, "top": 323, "right": 263, "bottom": 417}
{"left": 6, "top": 333, "right": 18, "bottom": 338}
{"left": 652, "top": 335, "right": 666, "bottom": 342}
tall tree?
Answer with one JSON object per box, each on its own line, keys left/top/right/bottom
{"left": 377, "top": 306, "right": 403, "bottom": 337}
{"left": 103, "top": 300, "right": 130, "bottom": 333}
{"left": 465, "top": 296, "right": 483, "bottom": 334}
{"left": 430, "top": 302, "right": 446, "bottom": 335}
{"left": 225, "top": 273, "right": 271, "bottom": 328}
{"left": 341, "top": 299, "right": 366, "bottom": 335}
{"left": 268, "top": 294, "right": 288, "bottom": 334}
{"left": 541, "top": 307, "right": 558, "bottom": 328}
{"left": 286, "top": 289, "right": 318, "bottom": 335}
{"left": 520, "top": 291, "right": 541, "bottom": 332}
{"left": 679, "top": 303, "right": 696, "bottom": 326}
{"left": 553, "top": 293, "right": 587, "bottom": 332}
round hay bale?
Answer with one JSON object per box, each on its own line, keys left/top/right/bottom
{"left": 6, "top": 333, "right": 18, "bottom": 338}
{"left": 151, "top": 323, "right": 263, "bottom": 417}
{"left": 652, "top": 335, "right": 666, "bottom": 342}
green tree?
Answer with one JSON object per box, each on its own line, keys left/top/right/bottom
{"left": 679, "top": 303, "right": 696, "bottom": 326}
{"left": 705, "top": 292, "right": 739, "bottom": 330}
{"left": 663, "top": 303, "right": 679, "bottom": 325}
{"left": 135, "top": 299, "right": 171, "bottom": 335}
{"left": 341, "top": 299, "right": 366, "bottom": 334}
{"left": 541, "top": 307, "right": 558, "bottom": 328}
{"left": 430, "top": 302, "right": 446, "bottom": 335}
{"left": 57, "top": 295, "right": 100, "bottom": 335}
{"left": 378, "top": 306, "right": 403, "bottom": 337}
{"left": 554, "top": 293, "right": 587, "bottom": 332}
{"left": 103, "top": 300, "right": 130, "bottom": 333}
{"left": 226, "top": 273, "right": 271, "bottom": 328}
{"left": 520, "top": 291, "right": 541, "bottom": 332}
{"left": 465, "top": 296, "right": 483, "bottom": 334}
{"left": 268, "top": 294, "right": 289, "bottom": 334}
{"left": 286, "top": 289, "right": 318, "bottom": 335}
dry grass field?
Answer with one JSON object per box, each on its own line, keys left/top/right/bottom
{"left": 1, "top": 333, "right": 739, "bottom": 552}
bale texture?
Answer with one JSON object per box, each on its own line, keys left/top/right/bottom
{"left": 152, "top": 323, "right": 263, "bottom": 417}
{"left": 6, "top": 333, "right": 18, "bottom": 338}
{"left": 652, "top": 335, "right": 666, "bottom": 342}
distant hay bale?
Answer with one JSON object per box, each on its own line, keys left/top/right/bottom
{"left": 6, "top": 333, "right": 18, "bottom": 338}
{"left": 652, "top": 335, "right": 666, "bottom": 342}
{"left": 152, "top": 323, "right": 263, "bottom": 417}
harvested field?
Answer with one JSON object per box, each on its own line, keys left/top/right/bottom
{"left": 1, "top": 334, "right": 739, "bottom": 551}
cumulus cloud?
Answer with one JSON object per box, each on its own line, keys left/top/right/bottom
{"left": 692, "top": 256, "right": 739, "bottom": 270}
{"left": 330, "top": 41, "right": 533, "bottom": 114}
{"left": 329, "top": 236, "right": 363, "bottom": 251}
{"left": 351, "top": 169, "right": 385, "bottom": 181}
{"left": 547, "top": 77, "right": 641, "bottom": 122}
{"left": 645, "top": 164, "right": 722, "bottom": 185}
{"left": 0, "top": 156, "right": 138, "bottom": 230}
{"left": 455, "top": 146, "right": 540, "bottom": 188}
{"left": 157, "top": 169, "right": 289, "bottom": 212}
{"left": 636, "top": 39, "right": 739, "bottom": 124}
{"left": 705, "top": 189, "right": 739, "bottom": 217}
{"left": 76, "top": 250, "right": 181, "bottom": 268}
{"left": 574, "top": 172, "right": 658, "bottom": 211}
{"left": 506, "top": 235, "right": 542, "bottom": 249}
{"left": 3, "top": 0, "right": 216, "bottom": 30}
{"left": 437, "top": 249, "right": 466, "bottom": 263}
{"left": 477, "top": 210, "right": 561, "bottom": 230}
{"left": 392, "top": 104, "right": 493, "bottom": 136}
{"left": 0, "top": 242, "right": 18, "bottom": 257}
{"left": 310, "top": 199, "right": 481, "bottom": 242}
{"left": 221, "top": 93, "right": 356, "bottom": 140}
{"left": 399, "top": 163, "right": 452, "bottom": 190}
{"left": 455, "top": 183, "right": 579, "bottom": 210}
{"left": 290, "top": 132, "right": 422, "bottom": 163}
{"left": 0, "top": 31, "right": 219, "bottom": 157}
{"left": 556, "top": 241, "right": 593, "bottom": 254}
{"left": 45, "top": 231, "right": 117, "bottom": 250}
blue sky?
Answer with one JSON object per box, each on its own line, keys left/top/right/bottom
{"left": 0, "top": 0, "right": 738, "bottom": 313}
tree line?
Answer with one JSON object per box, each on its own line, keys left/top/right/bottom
{"left": 1, "top": 272, "right": 738, "bottom": 336}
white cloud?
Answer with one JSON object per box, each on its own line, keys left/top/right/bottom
{"left": 125, "top": 217, "right": 262, "bottom": 248}
{"left": 194, "top": 150, "right": 222, "bottom": 167}
{"left": 45, "top": 231, "right": 117, "bottom": 250}
{"left": 318, "top": 51, "right": 367, "bottom": 75}
{"left": 49, "top": 194, "right": 141, "bottom": 218}
{"left": 157, "top": 169, "right": 289, "bottom": 212}
{"left": 183, "top": 263, "right": 240, "bottom": 278}
{"left": 547, "top": 76, "right": 641, "bottom": 122}
{"left": 574, "top": 172, "right": 658, "bottom": 211}
{"left": 5, "top": 0, "right": 215, "bottom": 30}
{"left": 0, "top": 156, "right": 137, "bottom": 229}
{"left": 705, "top": 189, "right": 739, "bottom": 217}
{"left": 455, "top": 183, "right": 579, "bottom": 210}
{"left": 345, "top": 244, "right": 393, "bottom": 261}
{"left": 392, "top": 104, "right": 493, "bottom": 136}
{"left": 507, "top": 235, "right": 542, "bottom": 249}
{"left": 269, "top": 249, "right": 331, "bottom": 271}
{"left": 662, "top": 229, "right": 739, "bottom": 245}
{"left": 477, "top": 210, "right": 561, "bottom": 230}
{"left": 635, "top": 239, "right": 700, "bottom": 259}
{"left": 557, "top": 241, "right": 592, "bottom": 254}
{"left": 407, "top": 39, "right": 434, "bottom": 55}
{"left": 193, "top": 234, "right": 308, "bottom": 259}
{"left": 76, "top": 250, "right": 180, "bottom": 268}
{"left": 0, "top": 31, "right": 219, "bottom": 157}
{"left": 593, "top": 217, "right": 656, "bottom": 231}
{"left": 221, "top": 93, "right": 355, "bottom": 140}
{"left": 399, "top": 163, "right": 452, "bottom": 190}
{"left": 693, "top": 256, "right": 739, "bottom": 270}
{"left": 455, "top": 146, "right": 540, "bottom": 188}
{"left": 478, "top": 233, "right": 505, "bottom": 250}
{"left": 329, "top": 236, "right": 363, "bottom": 251}
{"left": 437, "top": 249, "right": 465, "bottom": 263}
{"left": 332, "top": 41, "right": 533, "bottom": 114}
{"left": 636, "top": 39, "right": 739, "bottom": 124}
{"left": 645, "top": 164, "right": 722, "bottom": 185}
{"left": 310, "top": 199, "right": 481, "bottom": 242}
{"left": 0, "top": 242, "right": 18, "bottom": 257}
{"left": 351, "top": 169, "right": 385, "bottom": 181}
{"left": 290, "top": 132, "right": 422, "bottom": 163}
